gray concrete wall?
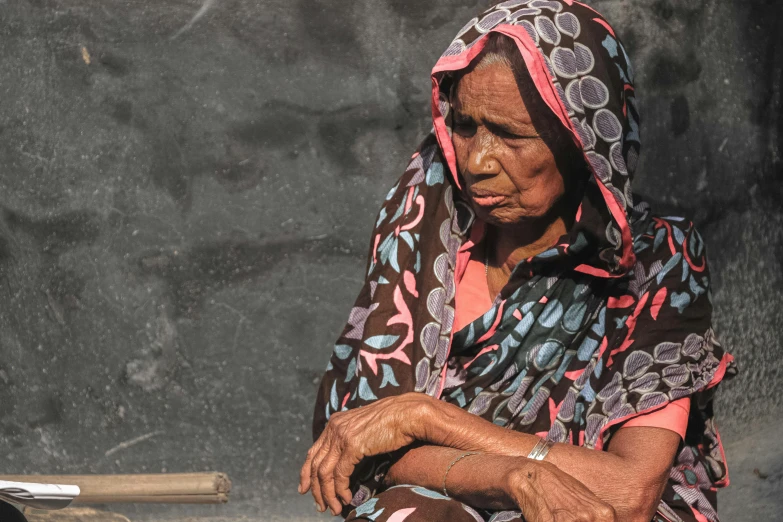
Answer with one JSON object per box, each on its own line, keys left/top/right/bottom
{"left": 0, "top": 0, "right": 780, "bottom": 520}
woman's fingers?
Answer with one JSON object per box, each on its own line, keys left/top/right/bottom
{"left": 317, "top": 449, "right": 345, "bottom": 516}
{"left": 298, "top": 439, "right": 322, "bottom": 494}
{"left": 309, "top": 438, "right": 333, "bottom": 512}
{"left": 334, "top": 449, "right": 361, "bottom": 505}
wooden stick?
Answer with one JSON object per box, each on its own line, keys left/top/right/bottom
{"left": 0, "top": 473, "right": 231, "bottom": 505}
{"left": 75, "top": 494, "right": 229, "bottom": 504}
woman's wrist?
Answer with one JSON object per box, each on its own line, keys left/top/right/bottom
{"left": 503, "top": 457, "right": 535, "bottom": 499}
{"left": 407, "top": 392, "right": 468, "bottom": 447}
{"left": 403, "top": 392, "right": 448, "bottom": 443}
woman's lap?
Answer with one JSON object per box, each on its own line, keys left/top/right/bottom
{"left": 345, "top": 485, "right": 523, "bottom": 522}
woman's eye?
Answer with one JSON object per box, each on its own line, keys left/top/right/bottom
{"left": 454, "top": 119, "right": 476, "bottom": 134}
{"left": 496, "top": 128, "right": 528, "bottom": 140}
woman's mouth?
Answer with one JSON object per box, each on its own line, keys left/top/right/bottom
{"left": 470, "top": 190, "right": 508, "bottom": 207}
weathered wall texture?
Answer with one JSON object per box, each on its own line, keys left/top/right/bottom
{"left": 0, "top": 0, "right": 780, "bottom": 520}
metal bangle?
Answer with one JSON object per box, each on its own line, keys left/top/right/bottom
{"left": 442, "top": 451, "right": 480, "bottom": 497}
{"left": 527, "top": 437, "right": 555, "bottom": 461}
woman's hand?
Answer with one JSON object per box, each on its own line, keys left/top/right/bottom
{"left": 298, "top": 392, "right": 433, "bottom": 516}
{"left": 506, "top": 460, "right": 617, "bottom": 522}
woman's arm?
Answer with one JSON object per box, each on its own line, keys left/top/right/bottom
{"left": 415, "top": 395, "right": 679, "bottom": 522}
{"left": 385, "top": 445, "right": 617, "bottom": 521}
{"left": 300, "top": 392, "right": 677, "bottom": 521}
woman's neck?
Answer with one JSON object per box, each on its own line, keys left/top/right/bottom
{"left": 488, "top": 216, "right": 568, "bottom": 277}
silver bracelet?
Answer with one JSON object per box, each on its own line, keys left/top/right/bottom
{"left": 527, "top": 437, "right": 555, "bottom": 461}
{"left": 442, "top": 451, "right": 480, "bottom": 497}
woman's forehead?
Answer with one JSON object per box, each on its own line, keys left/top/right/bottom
{"left": 453, "top": 65, "right": 533, "bottom": 123}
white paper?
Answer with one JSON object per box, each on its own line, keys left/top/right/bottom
{"left": 0, "top": 480, "right": 80, "bottom": 510}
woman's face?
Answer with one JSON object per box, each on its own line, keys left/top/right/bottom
{"left": 452, "top": 62, "right": 566, "bottom": 228}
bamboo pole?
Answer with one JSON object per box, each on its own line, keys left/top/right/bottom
{"left": 0, "top": 473, "right": 231, "bottom": 505}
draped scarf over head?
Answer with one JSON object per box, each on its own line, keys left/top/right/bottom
{"left": 314, "top": 2, "right": 735, "bottom": 521}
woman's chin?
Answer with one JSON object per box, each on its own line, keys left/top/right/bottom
{"left": 475, "top": 205, "right": 545, "bottom": 228}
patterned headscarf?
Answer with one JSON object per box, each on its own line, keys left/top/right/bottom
{"left": 313, "top": 2, "right": 735, "bottom": 520}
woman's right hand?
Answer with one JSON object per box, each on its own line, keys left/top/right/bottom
{"left": 505, "top": 460, "right": 617, "bottom": 522}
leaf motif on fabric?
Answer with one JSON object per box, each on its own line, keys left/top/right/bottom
{"left": 689, "top": 274, "right": 706, "bottom": 297}
{"left": 353, "top": 498, "right": 379, "bottom": 516}
{"left": 364, "top": 335, "right": 400, "bottom": 350}
{"left": 577, "top": 336, "right": 599, "bottom": 361}
{"left": 636, "top": 391, "right": 668, "bottom": 412}
{"left": 420, "top": 322, "right": 440, "bottom": 358}
{"left": 389, "top": 240, "right": 400, "bottom": 273}
{"left": 601, "top": 389, "right": 626, "bottom": 416}
{"left": 670, "top": 291, "right": 691, "bottom": 313}
{"left": 358, "top": 377, "right": 378, "bottom": 401}
{"left": 380, "top": 363, "right": 400, "bottom": 388}
{"left": 414, "top": 358, "right": 430, "bottom": 392}
{"left": 628, "top": 372, "right": 660, "bottom": 394}
{"left": 378, "top": 233, "right": 394, "bottom": 265}
{"left": 623, "top": 351, "right": 654, "bottom": 380}
{"left": 584, "top": 413, "right": 608, "bottom": 447}
{"left": 609, "top": 402, "right": 635, "bottom": 421}
{"left": 533, "top": 340, "right": 565, "bottom": 370}
{"left": 557, "top": 388, "right": 578, "bottom": 422}
{"left": 654, "top": 341, "right": 681, "bottom": 363}
{"left": 399, "top": 230, "right": 414, "bottom": 251}
{"left": 681, "top": 333, "right": 705, "bottom": 358}
{"left": 388, "top": 199, "right": 406, "bottom": 224}
{"left": 538, "top": 300, "right": 564, "bottom": 327}
{"left": 385, "top": 508, "right": 414, "bottom": 522}
{"left": 411, "top": 487, "right": 450, "bottom": 500}
{"left": 579, "top": 380, "right": 596, "bottom": 402}
{"left": 334, "top": 344, "right": 353, "bottom": 360}
{"left": 590, "top": 307, "right": 606, "bottom": 336}
{"left": 376, "top": 207, "right": 388, "bottom": 228}
{"left": 425, "top": 162, "right": 445, "bottom": 186}
{"left": 656, "top": 253, "right": 683, "bottom": 285}
{"left": 330, "top": 381, "right": 339, "bottom": 411}
{"left": 517, "top": 387, "right": 550, "bottom": 425}
{"left": 662, "top": 364, "right": 690, "bottom": 387}
{"left": 442, "top": 305, "right": 455, "bottom": 335}
{"left": 596, "top": 371, "right": 623, "bottom": 401}
{"left": 345, "top": 357, "right": 357, "bottom": 383}
{"left": 427, "top": 287, "right": 446, "bottom": 320}
{"left": 345, "top": 302, "right": 380, "bottom": 340}
{"left": 563, "top": 301, "right": 588, "bottom": 332}
{"left": 552, "top": 349, "right": 576, "bottom": 382}
{"left": 468, "top": 392, "right": 495, "bottom": 416}
{"left": 630, "top": 259, "right": 662, "bottom": 297}
{"left": 407, "top": 167, "right": 425, "bottom": 188}
{"left": 672, "top": 225, "right": 685, "bottom": 245}
{"left": 669, "top": 387, "right": 691, "bottom": 400}
{"left": 681, "top": 257, "right": 690, "bottom": 282}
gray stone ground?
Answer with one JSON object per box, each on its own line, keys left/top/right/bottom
{"left": 0, "top": 0, "right": 780, "bottom": 520}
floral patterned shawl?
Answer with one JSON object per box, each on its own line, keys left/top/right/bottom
{"left": 313, "top": 1, "right": 736, "bottom": 520}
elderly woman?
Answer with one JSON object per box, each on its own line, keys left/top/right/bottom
{"left": 299, "top": 2, "right": 735, "bottom": 521}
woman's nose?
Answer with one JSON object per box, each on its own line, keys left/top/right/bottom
{"left": 467, "top": 136, "right": 501, "bottom": 177}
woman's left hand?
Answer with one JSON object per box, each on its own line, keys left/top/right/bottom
{"left": 298, "top": 392, "right": 433, "bottom": 516}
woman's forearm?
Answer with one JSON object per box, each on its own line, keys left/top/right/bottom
{"left": 418, "top": 396, "right": 677, "bottom": 521}
{"left": 385, "top": 445, "right": 523, "bottom": 511}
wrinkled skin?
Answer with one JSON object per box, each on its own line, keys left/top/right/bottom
{"left": 299, "top": 393, "right": 620, "bottom": 521}
{"left": 508, "top": 462, "right": 618, "bottom": 522}
{"left": 453, "top": 62, "right": 567, "bottom": 230}
{"left": 299, "top": 394, "right": 424, "bottom": 514}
